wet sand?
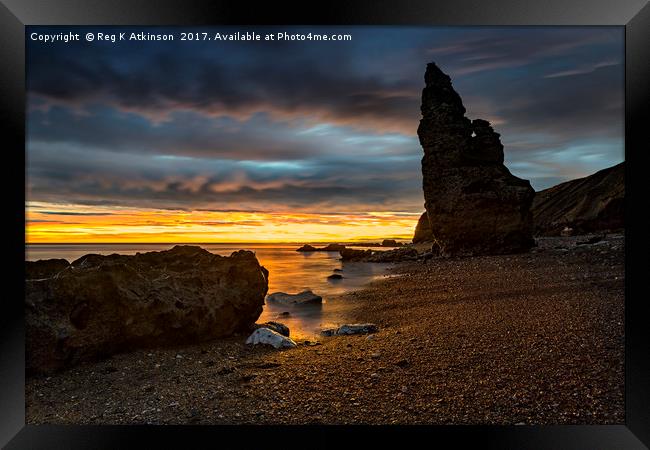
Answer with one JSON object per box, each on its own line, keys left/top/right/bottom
{"left": 26, "top": 234, "right": 624, "bottom": 425}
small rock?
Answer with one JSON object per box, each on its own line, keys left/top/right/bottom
{"left": 577, "top": 235, "right": 605, "bottom": 246}
{"left": 327, "top": 273, "right": 344, "bottom": 280}
{"left": 254, "top": 362, "right": 282, "bottom": 369}
{"left": 338, "top": 323, "right": 378, "bottom": 335}
{"left": 240, "top": 373, "right": 257, "bottom": 382}
{"left": 253, "top": 321, "right": 290, "bottom": 337}
{"left": 370, "top": 352, "right": 381, "bottom": 359}
{"left": 266, "top": 290, "right": 322, "bottom": 305}
{"left": 102, "top": 366, "right": 118, "bottom": 374}
{"left": 321, "top": 323, "right": 378, "bottom": 336}
{"left": 561, "top": 227, "right": 574, "bottom": 237}
{"left": 395, "top": 359, "right": 410, "bottom": 368}
{"left": 245, "top": 328, "right": 297, "bottom": 349}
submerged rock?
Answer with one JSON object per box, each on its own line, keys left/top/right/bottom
{"left": 418, "top": 62, "right": 535, "bottom": 255}
{"left": 296, "top": 243, "right": 346, "bottom": 252}
{"left": 266, "top": 290, "right": 322, "bottom": 305}
{"left": 339, "top": 247, "right": 418, "bottom": 263}
{"left": 340, "top": 248, "right": 373, "bottom": 261}
{"left": 245, "top": 328, "right": 296, "bottom": 349}
{"left": 25, "top": 245, "right": 269, "bottom": 373}
{"left": 321, "top": 323, "right": 378, "bottom": 336}
{"left": 321, "top": 243, "right": 346, "bottom": 252}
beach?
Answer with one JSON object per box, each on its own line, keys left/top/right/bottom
{"left": 25, "top": 234, "right": 624, "bottom": 425}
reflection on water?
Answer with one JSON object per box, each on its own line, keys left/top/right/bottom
{"left": 26, "top": 243, "right": 393, "bottom": 339}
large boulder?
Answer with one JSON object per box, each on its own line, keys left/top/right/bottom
{"left": 418, "top": 63, "right": 535, "bottom": 255}
{"left": 532, "top": 162, "right": 624, "bottom": 236}
{"left": 25, "top": 245, "right": 269, "bottom": 373}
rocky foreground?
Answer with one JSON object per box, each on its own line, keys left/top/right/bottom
{"left": 26, "top": 234, "right": 624, "bottom": 425}
{"left": 26, "top": 246, "right": 269, "bottom": 373}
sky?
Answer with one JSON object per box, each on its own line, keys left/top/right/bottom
{"left": 26, "top": 26, "right": 624, "bottom": 243}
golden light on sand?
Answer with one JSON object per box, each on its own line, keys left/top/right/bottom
{"left": 26, "top": 202, "right": 419, "bottom": 243}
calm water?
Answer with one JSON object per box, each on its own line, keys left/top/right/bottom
{"left": 26, "top": 243, "right": 394, "bottom": 339}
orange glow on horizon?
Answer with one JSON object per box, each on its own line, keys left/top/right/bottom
{"left": 26, "top": 202, "right": 419, "bottom": 244}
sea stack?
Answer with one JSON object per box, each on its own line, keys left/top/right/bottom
{"left": 417, "top": 62, "right": 535, "bottom": 255}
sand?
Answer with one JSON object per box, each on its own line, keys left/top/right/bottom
{"left": 25, "top": 234, "right": 624, "bottom": 425}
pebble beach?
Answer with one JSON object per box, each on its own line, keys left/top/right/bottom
{"left": 26, "top": 234, "right": 624, "bottom": 425}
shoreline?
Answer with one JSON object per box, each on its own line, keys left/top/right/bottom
{"left": 26, "top": 234, "right": 624, "bottom": 425}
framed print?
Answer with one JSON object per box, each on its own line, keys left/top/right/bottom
{"left": 1, "top": 0, "right": 648, "bottom": 448}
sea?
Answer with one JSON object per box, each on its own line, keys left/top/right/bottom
{"left": 26, "top": 243, "right": 395, "bottom": 340}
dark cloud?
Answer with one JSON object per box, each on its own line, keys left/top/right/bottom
{"left": 39, "top": 211, "right": 115, "bottom": 216}
{"left": 27, "top": 107, "right": 417, "bottom": 161}
{"left": 27, "top": 141, "right": 423, "bottom": 213}
{"left": 26, "top": 26, "right": 623, "bottom": 211}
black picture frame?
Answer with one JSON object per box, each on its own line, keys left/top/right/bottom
{"left": 1, "top": 0, "right": 648, "bottom": 448}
